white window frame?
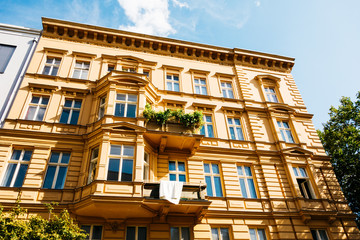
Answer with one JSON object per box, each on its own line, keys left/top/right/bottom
{"left": 0, "top": 44, "right": 16, "bottom": 73}
{"left": 114, "top": 93, "right": 137, "bottom": 118}
{"left": 59, "top": 99, "right": 82, "bottom": 124}
{"left": 227, "top": 117, "right": 244, "bottom": 140}
{"left": 166, "top": 73, "right": 180, "bottom": 92}
{"left": 171, "top": 226, "right": 190, "bottom": 240}
{"left": 1, "top": 149, "right": 32, "bottom": 187}
{"left": 122, "top": 66, "right": 137, "bottom": 72}
{"left": 200, "top": 115, "right": 215, "bottom": 138}
{"left": 72, "top": 61, "right": 90, "bottom": 79}
{"left": 81, "top": 225, "right": 103, "bottom": 240}
{"left": 194, "top": 78, "right": 208, "bottom": 95}
{"left": 264, "top": 86, "right": 279, "bottom": 103}
{"left": 311, "top": 229, "right": 329, "bottom": 240}
{"left": 237, "top": 165, "right": 257, "bottom": 199}
{"left": 277, "top": 120, "right": 295, "bottom": 143}
{"left": 168, "top": 160, "right": 186, "bottom": 182}
{"left": 25, "top": 95, "right": 49, "bottom": 121}
{"left": 126, "top": 226, "right": 147, "bottom": 240}
{"left": 249, "top": 228, "right": 267, "bottom": 240}
{"left": 293, "top": 166, "right": 316, "bottom": 199}
{"left": 98, "top": 96, "right": 106, "bottom": 120}
{"left": 42, "top": 57, "right": 61, "bottom": 76}
{"left": 221, "top": 81, "right": 234, "bottom": 98}
{"left": 43, "top": 152, "right": 70, "bottom": 189}
{"left": 87, "top": 147, "right": 99, "bottom": 184}
{"left": 204, "top": 162, "right": 223, "bottom": 197}
{"left": 107, "top": 145, "right": 135, "bottom": 182}
{"left": 211, "top": 227, "right": 230, "bottom": 240}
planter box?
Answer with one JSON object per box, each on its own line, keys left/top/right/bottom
{"left": 146, "top": 121, "right": 200, "bottom": 134}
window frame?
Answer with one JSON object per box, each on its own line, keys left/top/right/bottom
{"left": 0, "top": 44, "right": 16, "bottom": 73}
{"left": 106, "top": 144, "right": 135, "bottom": 182}
{"left": 143, "top": 152, "right": 150, "bottom": 181}
{"left": 311, "top": 229, "right": 329, "bottom": 240}
{"left": 43, "top": 151, "right": 70, "bottom": 189}
{"left": 87, "top": 147, "right": 99, "bottom": 184}
{"left": 277, "top": 120, "right": 295, "bottom": 143}
{"left": 194, "top": 77, "right": 208, "bottom": 95}
{"left": 168, "top": 160, "right": 187, "bottom": 182}
{"left": 1, "top": 149, "right": 32, "bottom": 187}
{"left": 292, "top": 166, "right": 316, "bottom": 199}
{"left": 170, "top": 226, "right": 191, "bottom": 240}
{"left": 98, "top": 95, "right": 107, "bottom": 120}
{"left": 237, "top": 165, "right": 257, "bottom": 199}
{"left": 59, "top": 98, "right": 82, "bottom": 125}
{"left": 221, "top": 81, "right": 234, "bottom": 99}
{"left": 114, "top": 93, "right": 138, "bottom": 118}
{"left": 72, "top": 61, "right": 90, "bottom": 79}
{"left": 166, "top": 73, "right": 180, "bottom": 92}
{"left": 81, "top": 225, "right": 103, "bottom": 240}
{"left": 25, "top": 95, "right": 50, "bottom": 121}
{"left": 264, "top": 86, "right": 279, "bottom": 103}
{"left": 200, "top": 114, "right": 215, "bottom": 138}
{"left": 204, "top": 162, "right": 224, "bottom": 197}
{"left": 211, "top": 227, "right": 231, "bottom": 240}
{"left": 122, "top": 66, "right": 137, "bottom": 73}
{"left": 249, "top": 228, "right": 267, "bottom": 240}
{"left": 255, "top": 75, "right": 282, "bottom": 103}
{"left": 227, "top": 117, "right": 244, "bottom": 141}
{"left": 126, "top": 226, "right": 147, "bottom": 240}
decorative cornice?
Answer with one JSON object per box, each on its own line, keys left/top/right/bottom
{"left": 41, "top": 17, "right": 295, "bottom": 73}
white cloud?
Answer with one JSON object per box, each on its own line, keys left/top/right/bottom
{"left": 172, "top": 0, "right": 189, "bottom": 9}
{"left": 255, "top": 0, "right": 261, "bottom": 7}
{"left": 117, "top": 0, "right": 176, "bottom": 36}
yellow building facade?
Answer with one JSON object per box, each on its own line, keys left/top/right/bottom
{"left": 0, "top": 18, "right": 359, "bottom": 240}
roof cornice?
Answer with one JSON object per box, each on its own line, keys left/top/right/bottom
{"left": 41, "top": 17, "right": 295, "bottom": 72}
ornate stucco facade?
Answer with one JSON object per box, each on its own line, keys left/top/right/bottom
{"left": 0, "top": 18, "right": 358, "bottom": 240}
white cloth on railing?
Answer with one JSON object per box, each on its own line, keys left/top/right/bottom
{"left": 159, "top": 180, "right": 183, "bottom": 204}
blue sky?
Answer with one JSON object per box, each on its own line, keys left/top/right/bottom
{"left": 1, "top": 0, "right": 359, "bottom": 129}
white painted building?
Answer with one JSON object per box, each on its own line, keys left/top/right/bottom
{"left": 0, "top": 24, "right": 41, "bottom": 126}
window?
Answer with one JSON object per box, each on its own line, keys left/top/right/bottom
{"left": 311, "top": 229, "right": 329, "bottom": 240}
{"left": 87, "top": 147, "right": 99, "bottom": 184}
{"left": 249, "top": 228, "right": 267, "bottom": 240}
{"left": 107, "top": 145, "right": 134, "bottom": 181}
{"left": 43, "top": 152, "right": 70, "bottom": 189}
{"left": 221, "top": 82, "right": 234, "bottom": 98}
{"left": 264, "top": 87, "right": 278, "bottom": 103}
{"left": 237, "top": 166, "right": 257, "bottom": 198}
{"left": 98, "top": 96, "right": 106, "bottom": 120}
{"left": 293, "top": 166, "right": 315, "bottom": 199}
{"left": 204, "top": 163, "right": 223, "bottom": 197}
{"left": 0, "top": 44, "right": 16, "bottom": 73}
{"left": 211, "top": 227, "right": 230, "bottom": 240}
{"left": 171, "top": 227, "right": 190, "bottom": 240}
{"left": 25, "top": 95, "right": 49, "bottom": 121}
{"left": 169, "top": 161, "right": 186, "bottom": 182}
{"left": 227, "top": 118, "right": 244, "bottom": 140}
{"left": 143, "top": 70, "right": 150, "bottom": 78}
{"left": 200, "top": 115, "right": 214, "bottom": 138}
{"left": 42, "top": 57, "right": 61, "bottom": 76}
{"left": 126, "top": 226, "right": 147, "bottom": 240}
{"left": 122, "top": 66, "right": 137, "bottom": 72}
{"left": 108, "top": 64, "right": 115, "bottom": 72}
{"left": 114, "top": 93, "right": 137, "bottom": 118}
{"left": 277, "top": 120, "right": 295, "bottom": 143}
{"left": 2, "top": 149, "right": 32, "bottom": 187}
{"left": 81, "top": 225, "right": 103, "bottom": 240}
{"left": 143, "top": 152, "right": 149, "bottom": 181}
{"left": 166, "top": 74, "right": 180, "bottom": 92}
{"left": 194, "top": 78, "right": 207, "bottom": 95}
{"left": 72, "top": 61, "right": 90, "bottom": 79}
{"left": 59, "top": 99, "right": 82, "bottom": 125}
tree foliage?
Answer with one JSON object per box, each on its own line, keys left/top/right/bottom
{"left": 317, "top": 92, "right": 360, "bottom": 224}
{"left": 0, "top": 202, "right": 87, "bottom": 240}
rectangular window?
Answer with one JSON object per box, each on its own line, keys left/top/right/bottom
{"left": 221, "top": 82, "right": 234, "bottom": 98}
{"left": 237, "top": 166, "right": 257, "bottom": 198}
{"left": 249, "top": 228, "right": 267, "bottom": 240}
{"left": 194, "top": 78, "right": 207, "bottom": 95}
{"left": 166, "top": 74, "right": 180, "bottom": 92}
{"left": 87, "top": 147, "right": 99, "bottom": 184}
{"left": 200, "top": 115, "right": 214, "bottom": 138}
{"left": 25, "top": 95, "right": 49, "bottom": 121}
{"left": 204, "top": 163, "right": 223, "bottom": 197}
{"left": 293, "top": 166, "right": 315, "bottom": 199}
{"left": 228, "top": 118, "right": 244, "bottom": 140}
{"left": 43, "top": 152, "right": 70, "bottom": 189}
{"left": 72, "top": 61, "right": 90, "bottom": 79}
{"left": 122, "top": 66, "right": 137, "bottom": 72}
{"left": 98, "top": 96, "right": 106, "bottom": 120}
{"left": 144, "top": 152, "right": 149, "bottom": 181}
{"left": 2, "top": 149, "right": 32, "bottom": 187}
{"left": 143, "top": 70, "right": 150, "bottom": 78}
{"left": 108, "top": 64, "right": 115, "bottom": 72}
{"left": 59, "top": 99, "right": 82, "bottom": 125}
{"left": 126, "top": 226, "right": 147, "bottom": 240}
{"left": 169, "top": 160, "right": 186, "bottom": 182}
{"left": 211, "top": 227, "right": 230, "bottom": 240}
{"left": 264, "top": 87, "right": 278, "bottom": 103}
{"left": 42, "top": 57, "right": 61, "bottom": 76}
{"left": 107, "top": 145, "right": 134, "bottom": 182}
{"left": 277, "top": 120, "right": 295, "bottom": 143}
{"left": 171, "top": 227, "right": 190, "bottom": 240}
{"left": 311, "top": 229, "right": 329, "bottom": 240}
{"left": 81, "top": 225, "right": 103, "bottom": 240}
{"left": 114, "top": 93, "right": 137, "bottom": 118}
{"left": 0, "top": 44, "right": 16, "bottom": 73}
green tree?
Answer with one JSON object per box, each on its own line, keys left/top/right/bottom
{"left": 0, "top": 202, "right": 87, "bottom": 240}
{"left": 317, "top": 92, "right": 360, "bottom": 225}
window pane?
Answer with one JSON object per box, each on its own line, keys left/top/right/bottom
{"left": 212, "top": 164, "right": 219, "bottom": 174}
{"left": 173, "top": 75, "right": 179, "bottom": 80}
{"left": 179, "top": 174, "right": 186, "bottom": 182}
{"left": 59, "top": 109, "right": 70, "bottom": 123}
{"left": 92, "top": 226, "right": 103, "bottom": 240}
{"left": 26, "top": 106, "right": 36, "bottom": 120}
{"left": 138, "top": 227, "right": 147, "bottom": 240}
{"left": 244, "top": 166, "right": 252, "bottom": 176}
{"left": 126, "top": 104, "right": 137, "bottom": 118}
{"left": 227, "top": 118, "right": 233, "bottom": 124}
{"left": 123, "top": 146, "right": 134, "bottom": 156}
{"left": 237, "top": 166, "right": 244, "bottom": 176}
{"left": 249, "top": 229, "right": 257, "bottom": 240}
{"left": 64, "top": 100, "right": 72, "bottom": 107}
{"left": 169, "top": 161, "right": 176, "bottom": 171}
{"left": 236, "top": 127, "right": 244, "bottom": 140}
{"left": 299, "top": 168, "right": 307, "bottom": 177}
{"left": 108, "top": 159, "right": 120, "bottom": 180}
{"left": 229, "top": 127, "right": 236, "bottom": 140}
{"left": 43, "top": 66, "right": 51, "bottom": 75}
{"left": 0, "top": 44, "right": 16, "bottom": 72}
{"left": 55, "top": 166, "right": 67, "bottom": 189}
{"left": 214, "top": 176, "right": 223, "bottom": 197}
{"left": 311, "top": 230, "right": 318, "bottom": 240}
{"left": 171, "top": 227, "right": 180, "bottom": 240}
{"left": 211, "top": 228, "right": 219, "bottom": 240}
{"left": 70, "top": 110, "right": 80, "bottom": 124}
{"left": 167, "top": 82, "right": 173, "bottom": 90}
{"left": 207, "top": 125, "right": 214, "bottom": 138}
{"left": 181, "top": 227, "right": 190, "bottom": 240}
{"left": 205, "top": 115, "right": 212, "bottom": 122}
{"left": 286, "top": 130, "right": 294, "bottom": 143}
{"left": 121, "top": 159, "right": 133, "bottom": 181}
{"left": 115, "top": 103, "right": 125, "bottom": 117}
{"left": 228, "top": 90, "right": 234, "bottom": 98}
{"left": 239, "top": 178, "right": 248, "bottom": 198}
{"left": 11, "top": 150, "right": 22, "bottom": 160}
{"left": 128, "top": 94, "right": 137, "bottom": 102}
{"left": 201, "top": 86, "right": 207, "bottom": 95}
{"left": 2, "top": 164, "right": 17, "bottom": 187}
{"left": 50, "top": 152, "right": 60, "bottom": 163}
{"left": 117, "top": 94, "right": 126, "bottom": 101}
{"left": 178, "top": 162, "right": 185, "bottom": 171}
{"left": 258, "top": 229, "right": 266, "bottom": 240}
{"left": 222, "top": 91, "right": 227, "bottom": 98}
{"left": 170, "top": 174, "right": 176, "bottom": 181}
{"left": 195, "top": 86, "right": 200, "bottom": 94}
{"left": 72, "top": 69, "right": 80, "bottom": 79}
{"left": 74, "top": 100, "right": 82, "bottom": 108}
{"left": 204, "top": 163, "right": 210, "bottom": 173}
{"left": 13, "top": 164, "right": 28, "bottom": 187}
{"left": 41, "top": 97, "right": 49, "bottom": 104}
{"left": 205, "top": 176, "right": 213, "bottom": 196}
{"left": 110, "top": 145, "right": 122, "bottom": 155}
{"left": 234, "top": 119, "right": 240, "bottom": 125}
{"left": 220, "top": 228, "right": 230, "bottom": 240}
{"left": 200, "top": 126, "right": 205, "bottom": 135}
{"left": 247, "top": 179, "right": 257, "bottom": 198}
{"left": 36, "top": 107, "right": 46, "bottom": 121}
{"left": 81, "top": 225, "right": 91, "bottom": 240}
{"left": 293, "top": 167, "right": 299, "bottom": 177}
{"left": 174, "top": 83, "right": 180, "bottom": 92}
{"left": 126, "top": 227, "right": 135, "bottom": 240}
{"left": 61, "top": 153, "right": 70, "bottom": 164}
{"left": 23, "top": 151, "right": 32, "bottom": 161}
{"left": 43, "top": 166, "right": 56, "bottom": 188}
{"left": 319, "top": 230, "right": 328, "bottom": 240}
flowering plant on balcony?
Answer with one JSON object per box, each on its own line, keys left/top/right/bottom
{"left": 143, "top": 104, "right": 204, "bottom": 130}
